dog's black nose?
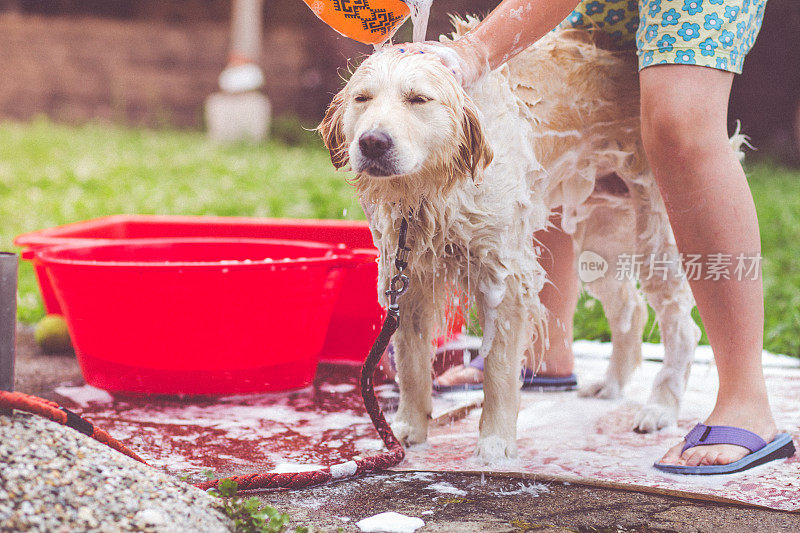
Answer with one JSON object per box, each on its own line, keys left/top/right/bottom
{"left": 359, "top": 130, "right": 392, "bottom": 159}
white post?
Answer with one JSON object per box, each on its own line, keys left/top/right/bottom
{"left": 229, "top": 0, "right": 263, "bottom": 65}
{"left": 205, "top": 0, "right": 271, "bottom": 143}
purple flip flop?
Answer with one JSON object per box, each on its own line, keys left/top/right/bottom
{"left": 432, "top": 355, "right": 578, "bottom": 393}
{"left": 653, "top": 423, "right": 796, "bottom": 475}
{"left": 521, "top": 368, "right": 578, "bottom": 391}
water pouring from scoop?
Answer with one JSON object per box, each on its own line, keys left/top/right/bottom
{"left": 407, "top": 0, "right": 433, "bottom": 42}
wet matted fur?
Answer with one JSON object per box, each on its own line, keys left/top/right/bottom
{"left": 319, "top": 17, "right": 742, "bottom": 461}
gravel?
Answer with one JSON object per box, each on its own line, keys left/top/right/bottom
{"left": 0, "top": 412, "right": 233, "bottom": 532}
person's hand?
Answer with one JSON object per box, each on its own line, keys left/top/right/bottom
{"left": 390, "top": 35, "right": 490, "bottom": 89}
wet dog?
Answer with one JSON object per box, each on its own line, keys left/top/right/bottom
{"left": 318, "top": 18, "right": 730, "bottom": 460}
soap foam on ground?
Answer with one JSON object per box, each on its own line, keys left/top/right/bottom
{"left": 356, "top": 511, "right": 425, "bottom": 533}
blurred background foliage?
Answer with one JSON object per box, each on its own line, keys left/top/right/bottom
{"left": 0, "top": 1, "right": 798, "bottom": 355}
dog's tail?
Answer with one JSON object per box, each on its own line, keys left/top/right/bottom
{"left": 729, "top": 120, "right": 753, "bottom": 163}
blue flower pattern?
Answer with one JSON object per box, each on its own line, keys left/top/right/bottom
{"left": 606, "top": 8, "right": 626, "bottom": 24}
{"left": 719, "top": 29, "right": 735, "bottom": 48}
{"left": 677, "top": 22, "right": 701, "bottom": 41}
{"left": 557, "top": 0, "right": 767, "bottom": 74}
{"left": 662, "top": 8, "right": 680, "bottom": 25}
{"left": 625, "top": 16, "right": 640, "bottom": 34}
{"left": 736, "top": 20, "right": 746, "bottom": 37}
{"left": 675, "top": 49, "right": 697, "bottom": 64}
{"left": 703, "top": 12, "right": 723, "bottom": 30}
{"left": 656, "top": 34, "right": 676, "bottom": 52}
{"left": 648, "top": 0, "right": 662, "bottom": 17}
{"left": 682, "top": 0, "right": 703, "bottom": 16}
{"left": 567, "top": 12, "right": 584, "bottom": 25}
{"left": 585, "top": 1, "right": 605, "bottom": 15}
{"left": 699, "top": 37, "right": 718, "bottom": 56}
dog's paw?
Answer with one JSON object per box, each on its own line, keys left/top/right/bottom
{"left": 474, "top": 435, "right": 518, "bottom": 463}
{"left": 633, "top": 403, "right": 677, "bottom": 433}
{"left": 391, "top": 419, "right": 428, "bottom": 447}
{"left": 578, "top": 379, "right": 621, "bottom": 400}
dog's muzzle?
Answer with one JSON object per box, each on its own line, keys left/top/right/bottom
{"left": 355, "top": 129, "right": 401, "bottom": 177}
{"left": 359, "top": 130, "right": 393, "bottom": 160}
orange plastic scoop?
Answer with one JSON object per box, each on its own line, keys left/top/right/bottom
{"left": 302, "top": 0, "right": 411, "bottom": 45}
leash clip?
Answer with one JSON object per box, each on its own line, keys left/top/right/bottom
{"left": 385, "top": 218, "right": 410, "bottom": 312}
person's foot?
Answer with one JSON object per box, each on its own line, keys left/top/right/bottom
{"left": 658, "top": 401, "right": 778, "bottom": 467}
{"left": 434, "top": 364, "right": 483, "bottom": 388}
{"left": 433, "top": 359, "right": 577, "bottom": 389}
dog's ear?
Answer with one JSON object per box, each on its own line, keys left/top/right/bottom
{"left": 458, "top": 98, "right": 493, "bottom": 182}
{"left": 318, "top": 90, "right": 349, "bottom": 169}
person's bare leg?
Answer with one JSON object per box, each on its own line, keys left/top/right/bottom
{"left": 640, "top": 65, "right": 777, "bottom": 467}
{"left": 435, "top": 213, "right": 577, "bottom": 387}
{"left": 533, "top": 211, "right": 577, "bottom": 377}
{"left": 433, "top": 363, "right": 483, "bottom": 387}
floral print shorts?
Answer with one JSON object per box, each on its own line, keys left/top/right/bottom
{"left": 558, "top": 0, "right": 768, "bottom": 74}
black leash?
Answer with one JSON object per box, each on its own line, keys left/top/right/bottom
{"left": 385, "top": 217, "right": 410, "bottom": 319}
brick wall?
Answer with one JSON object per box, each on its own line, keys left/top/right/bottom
{"left": 0, "top": 12, "right": 366, "bottom": 127}
{"left": 0, "top": 14, "right": 222, "bottom": 127}
{"left": 0, "top": 0, "right": 797, "bottom": 160}
{"left": 0, "top": 1, "right": 497, "bottom": 128}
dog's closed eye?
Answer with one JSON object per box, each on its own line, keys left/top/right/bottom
{"left": 405, "top": 93, "right": 432, "bottom": 104}
{"left": 354, "top": 94, "right": 372, "bottom": 103}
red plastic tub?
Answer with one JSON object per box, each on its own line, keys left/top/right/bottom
{"left": 34, "top": 238, "right": 355, "bottom": 395}
{"left": 16, "top": 216, "right": 383, "bottom": 365}
{"left": 16, "top": 216, "right": 464, "bottom": 365}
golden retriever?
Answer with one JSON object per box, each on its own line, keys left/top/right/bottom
{"left": 318, "top": 18, "right": 740, "bottom": 461}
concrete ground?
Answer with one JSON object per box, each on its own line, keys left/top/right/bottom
{"left": 262, "top": 471, "right": 800, "bottom": 532}
{"left": 12, "top": 325, "right": 84, "bottom": 400}
{"left": 10, "top": 325, "right": 800, "bottom": 532}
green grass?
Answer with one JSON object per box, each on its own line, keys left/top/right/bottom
{"left": 2, "top": 118, "right": 798, "bottom": 356}
{"left": 750, "top": 162, "right": 800, "bottom": 357}
{"left": 0, "top": 117, "right": 362, "bottom": 324}
{"left": 571, "top": 159, "right": 800, "bottom": 357}
{"left": 207, "top": 478, "right": 294, "bottom": 533}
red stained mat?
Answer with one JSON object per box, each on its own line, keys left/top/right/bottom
{"left": 53, "top": 342, "right": 800, "bottom": 512}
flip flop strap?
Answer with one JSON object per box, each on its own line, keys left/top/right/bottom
{"left": 682, "top": 423, "right": 768, "bottom": 454}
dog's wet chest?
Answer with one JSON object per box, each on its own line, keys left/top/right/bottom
{"left": 409, "top": 224, "right": 498, "bottom": 278}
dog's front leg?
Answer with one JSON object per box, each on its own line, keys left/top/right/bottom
{"left": 475, "top": 281, "right": 527, "bottom": 461}
{"left": 391, "top": 282, "right": 436, "bottom": 446}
